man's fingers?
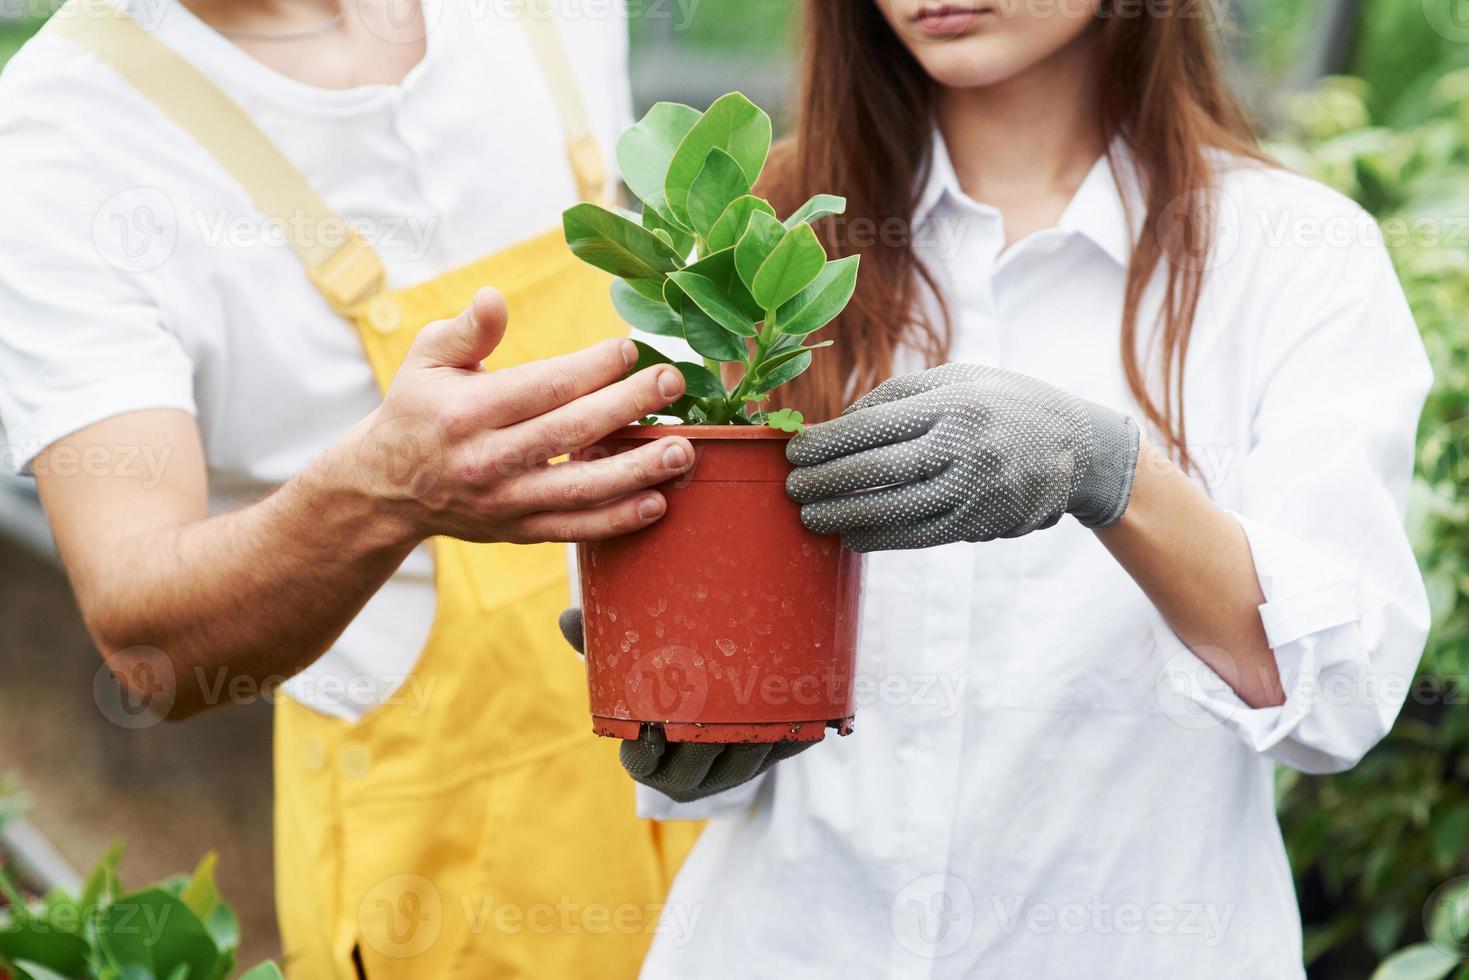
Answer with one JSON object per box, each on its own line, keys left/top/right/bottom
{"left": 499, "top": 437, "right": 693, "bottom": 514}
{"left": 504, "top": 490, "right": 668, "bottom": 543}
{"left": 471, "top": 337, "right": 639, "bottom": 430}
{"left": 501, "top": 365, "right": 685, "bottom": 461}
{"left": 786, "top": 396, "right": 941, "bottom": 468}
{"left": 407, "top": 287, "right": 509, "bottom": 370}
{"left": 786, "top": 432, "right": 948, "bottom": 503}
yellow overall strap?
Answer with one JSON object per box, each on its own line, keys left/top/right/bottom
{"left": 43, "top": 0, "right": 609, "bottom": 310}
{"left": 43, "top": 0, "right": 384, "bottom": 315}
{"left": 516, "top": 0, "right": 609, "bottom": 206}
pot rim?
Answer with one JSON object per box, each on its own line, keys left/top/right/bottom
{"left": 602, "top": 424, "right": 794, "bottom": 441}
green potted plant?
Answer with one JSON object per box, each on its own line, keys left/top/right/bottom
{"left": 563, "top": 93, "right": 864, "bottom": 745}
{"left": 0, "top": 839, "right": 283, "bottom": 980}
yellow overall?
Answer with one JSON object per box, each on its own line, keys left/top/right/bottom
{"left": 48, "top": 4, "right": 700, "bottom": 978}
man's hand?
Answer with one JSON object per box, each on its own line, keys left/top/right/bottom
{"left": 342, "top": 287, "right": 694, "bottom": 545}
{"left": 35, "top": 287, "right": 692, "bottom": 720}
{"left": 557, "top": 608, "right": 811, "bottom": 803}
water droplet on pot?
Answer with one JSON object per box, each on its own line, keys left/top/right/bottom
{"left": 646, "top": 601, "right": 661, "bottom": 617}
{"left": 781, "top": 597, "right": 795, "bottom": 614}
{"left": 619, "top": 641, "right": 630, "bottom": 653}
{"left": 613, "top": 700, "right": 628, "bottom": 717}
{"left": 655, "top": 623, "right": 666, "bottom": 638}
{"left": 694, "top": 584, "right": 708, "bottom": 601}
{"left": 608, "top": 607, "right": 618, "bottom": 622}
{"left": 693, "top": 654, "right": 705, "bottom": 667}
{"left": 716, "top": 638, "right": 736, "bottom": 657}
{"left": 625, "top": 630, "right": 640, "bottom": 644}
{"left": 607, "top": 655, "right": 618, "bottom": 666}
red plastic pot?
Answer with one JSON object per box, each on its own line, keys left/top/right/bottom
{"left": 574, "top": 426, "right": 864, "bottom": 744}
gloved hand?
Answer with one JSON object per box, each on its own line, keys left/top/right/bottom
{"left": 785, "top": 363, "right": 1140, "bottom": 552}
{"left": 558, "top": 608, "right": 811, "bottom": 803}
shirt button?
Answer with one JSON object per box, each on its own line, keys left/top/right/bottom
{"left": 366, "top": 295, "right": 402, "bottom": 335}
{"left": 340, "top": 744, "right": 372, "bottom": 780}
{"left": 302, "top": 735, "right": 326, "bottom": 773}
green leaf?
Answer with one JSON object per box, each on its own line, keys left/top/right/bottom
{"left": 751, "top": 350, "right": 813, "bottom": 393}
{"left": 708, "top": 196, "right": 776, "bottom": 253}
{"left": 11, "top": 961, "right": 75, "bottom": 980}
{"left": 1369, "top": 943, "right": 1461, "bottom": 980}
{"left": 775, "top": 255, "right": 860, "bottom": 336}
{"left": 100, "top": 889, "right": 220, "bottom": 980}
{"left": 783, "top": 194, "right": 847, "bottom": 228}
{"left": 178, "top": 854, "right": 218, "bottom": 926}
{"left": 0, "top": 922, "right": 92, "bottom": 979}
{"left": 629, "top": 340, "right": 674, "bottom": 372}
{"left": 239, "top": 965, "right": 286, "bottom": 980}
{"left": 1432, "top": 802, "right": 1469, "bottom": 868}
{"left": 621, "top": 278, "right": 668, "bottom": 303}
{"left": 617, "top": 102, "right": 702, "bottom": 215}
{"left": 676, "top": 362, "right": 726, "bottom": 400}
{"left": 643, "top": 205, "right": 694, "bottom": 260}
{"left": 681, "top": 302, "right": 748, "bottom": 363}
{"left": 667, "top": 271, "right": 758, "bottom": 337}
{"left": 682, "top": 248, "right": 763, "bottom": 321}
{"left": 1430, "top": 879, "right": 1469, "bottom": 950}
{"left": 759, "top": 340, "right": 831, "bottom": 376}
{"left": 686, "top": 149, "right": 751, "bottom": 239}
{"left": 664, "top": 93, "right": 772, "bottom": 226}
{"left": 611, "top": 280, "right": 683, "bottom": 338}
{"left": 765, "top": 408, "right": 805, "bottom": 433}
{"left": 562, "top": 204, "right": 683, "bottom": 280}
{"left": 752, "top": 224, "right": 828, "bottom": 311}
{"left": 734, "top": 211, "right": 786, "bottom": 292}
{"left": 80, "top": 842, "right": 125, "bottom": 917}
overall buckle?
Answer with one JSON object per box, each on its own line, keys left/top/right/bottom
{"left": 308, "top": 231, "right": 387, "bottom": 318}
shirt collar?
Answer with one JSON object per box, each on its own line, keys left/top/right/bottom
{"left": 915, "top": 128, "right": 1140, "bottom": 267}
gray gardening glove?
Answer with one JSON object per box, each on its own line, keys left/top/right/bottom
{"left": 785, "top": 363, "right": 1140, "bottom": 553}
{"left": 558, "top": 608, "right": 811, "bottom": 804}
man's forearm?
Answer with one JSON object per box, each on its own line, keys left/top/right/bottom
{"left": 81, "top": 433, "right": 421, "bottom": 719}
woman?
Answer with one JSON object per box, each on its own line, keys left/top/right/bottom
{"left": 620, "top": 2, "right": 1432, "bottom": 976}
{"left": 0, "top": 1, "right": 698, "bottom": 977}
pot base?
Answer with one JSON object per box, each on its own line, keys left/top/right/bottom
{"left": 593, "top": 717, "right": 855, "bottom": 745}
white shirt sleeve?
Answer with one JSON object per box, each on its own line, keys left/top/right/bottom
{"left": 0, "top": 107, "right": 195, "bottom": 474}
{"left": 1162, "top": 221, "right": 1433, "bottom": 773}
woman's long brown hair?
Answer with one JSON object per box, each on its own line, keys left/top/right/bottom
{"left": 759, "top": 2, "right": 1266, "bottom": 464}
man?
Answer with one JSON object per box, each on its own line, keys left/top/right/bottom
{"left": 0, "top": 0, "right": 699, "bottom": 975}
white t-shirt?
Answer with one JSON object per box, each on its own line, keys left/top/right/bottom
{"left": 0, "top": 0, "right": 633, "bottom": 719}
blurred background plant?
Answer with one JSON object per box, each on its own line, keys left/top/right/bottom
{"left": 0, "top": 1, "right": 1467, "bottom": 977}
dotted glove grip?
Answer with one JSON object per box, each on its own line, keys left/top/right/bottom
{"left": 785, "top": 363, "right": 1140, "bottom": 552}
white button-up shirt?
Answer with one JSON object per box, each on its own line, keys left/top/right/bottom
{"left": 636, "top": 137, "right": 1432, "bottom": 979}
